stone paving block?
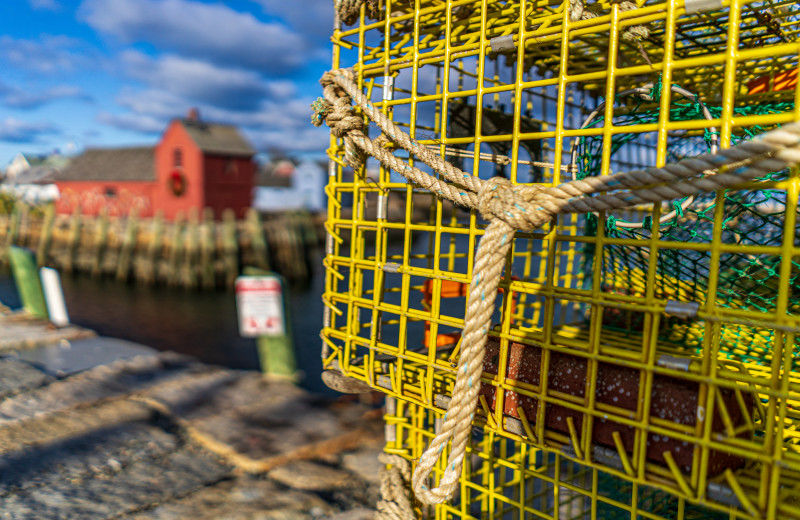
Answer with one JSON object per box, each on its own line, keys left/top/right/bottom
{"left": 268, "top": 460, "right": 357, "bottom": 492}
{"left": 0, "top": 399, "right": 153, "bottom": 453}
{"left": 341, "top": 449, "right": 383, "bottom": 485}
{"left": 14, "top": 337, "right": 157, "bottom": 377}
{"left": 0, "top": 314, "right": 95, "bottom": 353}
{"left": 0, "top": 352, "right": 199, "bottom": 422}
{"left": 0, "top": 357, "right": 53, "bottom": 398}
{"left": 137, "top": 369, "right": 244, "bottom": 416}
{"left": 182, "top": 374, "right": 382, "bottom": 463}
{"left": 0, "top": 445, "right": 231, "bottom": 519}
{"left": 0, "top": 423, "right": 178, "bottom": 498}
{"left": 323, "top": 508, "right": 374, "bottom": 520}
{"left": 125, "top": 475, "right": 333, "bottom": 520}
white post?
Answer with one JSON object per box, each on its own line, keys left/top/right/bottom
{"left": 40, "top": 267, "right": 70, "bottom": 327}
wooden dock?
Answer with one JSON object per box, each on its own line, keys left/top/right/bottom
{"left": 0, "top": 205, "right": 322, "bottom": 289}
{"left": 0, "top": 310, "right": 382, "bottom": 519}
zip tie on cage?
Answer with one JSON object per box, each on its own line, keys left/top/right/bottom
{"left": 311, "top": 67, "right": 800, "bottom": 505}
{"left": 684, "top": 0, "right": 723, "bottom": 14}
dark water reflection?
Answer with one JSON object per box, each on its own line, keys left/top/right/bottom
{"left": 0, "top": 255, "right": 331, "bottom": 395}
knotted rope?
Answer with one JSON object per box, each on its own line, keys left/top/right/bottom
{"left": 569, "top": 0, "right": 650, "bottom": 41}
{"left": 335, "top": 0, "right": 413, "bottom": 25}
{"left": 375, "top": 453, "right": 416, "bottom": 519}
{"left": 312, "top": 67, "right": 800, "bottom": 505}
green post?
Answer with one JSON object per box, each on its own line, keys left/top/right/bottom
{"left": 241, "top": 266, "right": 296, "bottom": 381}
{"left": 9, "top": 246, "right": 48, "bottom": 319}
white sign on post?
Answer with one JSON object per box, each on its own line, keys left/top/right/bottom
{"left": 235, "top": 276, "right": 285, "bottom": 337}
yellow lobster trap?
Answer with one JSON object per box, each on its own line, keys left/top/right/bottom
{"left": 316, "top": 0, "right": 800, "bottom": 517}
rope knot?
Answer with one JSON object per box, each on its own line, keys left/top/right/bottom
{"left": 314, "top": 70, "right": 367, "bottom": 168}
{"left": 324, "top": 99, "right": 365, "bottom": 138}
{"left": 335, "top": 0, "right": 363, "bottom": 26}
{"left": 476, "top": 177, "right": 554, "bottom": 231}
{"left": 321, "top": 69, "right": 355, "bottom": 90}
{"left": 310, "top": 98, "right": 332, "bottom": 127}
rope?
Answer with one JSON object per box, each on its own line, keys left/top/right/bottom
{"left": 568, "top": 0, "right": 650, "bottom": 41}
{"left": 335, "top": 0, "right": 372, "bottom": 26}
{"left": 375, "top": 453, "right": 417, "bottom": 520}
{"left": 335, "top": 0, "right": 412, "bottom": 26}
{"left": 311, "top": 67, "right": 800, "bottom": 505}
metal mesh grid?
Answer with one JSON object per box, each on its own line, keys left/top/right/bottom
{"left": 321, "top": 1, "right": 800, "bottom": 517}
{"left": 384, "top": 397, "right": 759, "bottom": 519}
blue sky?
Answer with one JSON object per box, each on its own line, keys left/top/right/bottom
{"left": 0, "top": 0, "right": 334, "bottom": 166}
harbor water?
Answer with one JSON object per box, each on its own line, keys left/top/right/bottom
{"left": 0, "top": 254, "right": 331, "bottom": 395}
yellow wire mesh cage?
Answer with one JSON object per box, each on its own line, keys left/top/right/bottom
{"left": 319, "top": 0, "right": 800, "bottom": 517}
{"left": 384, "top": 397, "right": 775, "bottom": 519}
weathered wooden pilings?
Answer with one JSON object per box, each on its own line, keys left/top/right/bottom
{"left": 116, "top": 208, "right": 139, "bottom": 282}
{"left": 36, "top": 204, "right": 55, "bottom": 268}
{"left": 221, "top": 209, "right": 239, "bottom": 289}
{"left": 199, "top": 208, "right": 214, "bottom": 291}
{"left": 139, "top": 211, "right": 164, "bottom": 285}
{"left": 0, "top": 203, "right": 322, "bottom": 290}
{"left": 62, "top": 205, "right": 82, "bottom": 274}
{"left": 91, "top": 208, "right": 109, "bottom": 279}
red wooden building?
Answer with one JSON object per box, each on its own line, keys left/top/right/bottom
{"left": 54, "top": 110, "right": 255, "bottom": 219}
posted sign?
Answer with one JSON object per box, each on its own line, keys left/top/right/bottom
{"left": 235, "top": 275, "right": 286, "bottom": 337}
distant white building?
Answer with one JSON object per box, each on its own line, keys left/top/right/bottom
{"left": 2, "top": 151, "right": 68, "bottom": 204}
{"left": 6, "top": 152, "right": 68, "bottom": 181}
{"left": 0, "top": 183, "right": 60, "bottom": 204}
{"left": 252, "top": 159, "right": 325, "bottom": 213}
{"left": 5, "top": 153, "right": 38, "bottom": 181}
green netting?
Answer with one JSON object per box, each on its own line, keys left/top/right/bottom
{"left": 575, "top": 79, "right": 800, "bottom": 367}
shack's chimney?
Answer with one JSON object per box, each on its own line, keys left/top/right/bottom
{"left": 187, "top": 107, "right": 199, "bottom": 121}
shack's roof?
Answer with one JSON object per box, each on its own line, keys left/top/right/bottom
{"left": 55, "top": 147, "right": 155, "bottom": 182}
{"left": 179, "top": 119, "right": 255, "bottom": 157}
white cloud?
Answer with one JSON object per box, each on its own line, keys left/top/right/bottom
{"left": 29, "top": 0, "right": 60, "bottom": 10}
{"left": 101, "top": 85, "right": 327, "bottom": 154}
{"left": 0, "top": 118, "right": 58, "bottom": 143}
{"left": 0, "top": 35, "right": 98, "bottom": 75}
{"left": 245, "top": 126, "right": 329, "bottom": 153}
{"left": 115, "top": 88, "right": 186, "bottom": 121}
{"left": 3, "top": 84, "right": 89, "bottom": 109}
{"left": 80, "top": 0, "right": 309, "bottom": 73}
{"left": 119, "top": 51, "right": 297, "bottom": 110}
{"left": 96, "top": 111, "right": 165, "bottom": 134}
{"left": 254, "top": 0, "right": 334, "bottom": 36}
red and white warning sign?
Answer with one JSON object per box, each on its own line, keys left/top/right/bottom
{"left": 235, "top": 275, "right": 286, "bottom": 337}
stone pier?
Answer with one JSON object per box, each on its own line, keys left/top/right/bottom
{"left": 0, "top": 311, "right": 381, "bottom": 519}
